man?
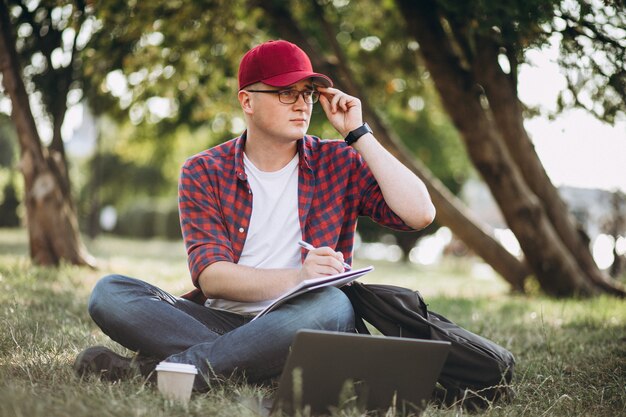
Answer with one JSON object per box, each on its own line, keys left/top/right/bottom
{"left": 75, "top": 40, "right": 435, "bottom": 388}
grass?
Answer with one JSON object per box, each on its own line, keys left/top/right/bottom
{"left": 0, "top": 227, "right": 625, "bottom": 416}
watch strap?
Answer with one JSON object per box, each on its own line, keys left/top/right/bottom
{"left": 344, "top": 123, "right": 372, "bottom": 146}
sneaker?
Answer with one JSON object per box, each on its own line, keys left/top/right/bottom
{"left": 73, "top": 346, "right": 157, "bottom": 382}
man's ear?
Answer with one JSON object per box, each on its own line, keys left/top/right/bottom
{"left": 238, "top": 90, "right": 254, "bottom": 115}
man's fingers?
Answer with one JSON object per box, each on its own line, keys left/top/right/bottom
{"left": 331, "top": 94, "right": 341, "bottom": 112}
{"left": 310, "top": 246, "right": 338, "bottom": 256}
{"left": 318, "top": 94, "right": 339, "bottom": 119}
{"left": 310, "top": 265, "right": 343, "bottom": 277}
{"left": 308, "top": 255, "right": 344, "bottom": 272}
{"left": 318, "top": 93, "right": 330, "bottom": 110}
{"left": 319, "top": 87, "right": 347, "bottom": 113}
{"left": 332, "top": 93, "right": 351, "bottom": 113}
{"left": 303, "top": 247, "right": 346, "bottom": 275}
{"left": 318, "top": 88, "right": 363, "bottom": 136}
{"left": 314, "top": 256, "right": 344, "bottom": 272}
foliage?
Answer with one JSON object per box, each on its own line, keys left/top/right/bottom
{"left": 82, "top": 0, "right": 261, "bottom": 129}
{"left": 0, "top": 114, "right": 17, "bottom": 168}
{"left": 436, "top": 0, "right": 558, "bottom": 46}
{"left": 0, "top": 116, "right": 20, "bottom": 226}
{"left": 71, "top": 1, "right": 259, "bottom": 233}
{"left": 0, "top": 179, "right": 20, "bottom": 227}
{"left": 0, "top": 229, "right": 625, "bottom": 416}
{"left": 73, "top": 120, "right": 230, "bottom": 236}
{"left": 113, "top": 198, "right": 181, "bottom": 240}
{"left": 2, "top": 0, "right": 98, "bottom": 149}
{"left": 434, "top": 0, "right": 625, "bottom": 123}
{"left": 87, "top": 151, "right": 167, "bottom": 203}
{"left": 552, "top": 0, "right": 626, "bottom": 123}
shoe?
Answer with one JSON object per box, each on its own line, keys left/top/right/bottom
{"left": 73, "top": 346, "right": 157, "bottom": 382}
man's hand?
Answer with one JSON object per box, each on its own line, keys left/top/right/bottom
{"left": 299, "top": 246, "right": 346, "bottom": 280}
{"left": 318, "top": 88, "right": 435, "bottom": 232}
{"left": 318, "top": 87, "right": 363, "bottom": 137}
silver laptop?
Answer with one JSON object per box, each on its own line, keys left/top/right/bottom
{"left": 272, "top": 329, "right": 451, "bottom": 416}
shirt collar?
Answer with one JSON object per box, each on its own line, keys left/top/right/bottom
{"left": 235, "top": 132, "right": 313, "bottom": 179}
{"left": 234, "top": 132, "right": 247, "bottom": 181}
{"left": 298, "top": 135, "right": 313, "bottom": 172}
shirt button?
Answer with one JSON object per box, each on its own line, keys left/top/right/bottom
{"left": 239, "top": 227, "right": 245, "bottom": 233}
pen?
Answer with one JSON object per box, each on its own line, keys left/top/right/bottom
{"left": 298, "top": 240, "right": 352, "bottom": 270}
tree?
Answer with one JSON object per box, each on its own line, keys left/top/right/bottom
{"left": 395, "top": 0, "right": 625, "bottom": 296}
{"left": 0, "top": 0, "right": 94, "bottom": 266}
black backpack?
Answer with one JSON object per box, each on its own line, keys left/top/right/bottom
{"left": 342, "top": 282, "right": 515, "bottom": 410}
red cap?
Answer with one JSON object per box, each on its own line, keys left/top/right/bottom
{"left": 238, "top": 40, "right": 333, "bottom": 90}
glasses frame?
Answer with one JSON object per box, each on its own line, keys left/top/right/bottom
{"left": 245, "top": 88, "right": 320, "bottom": 104}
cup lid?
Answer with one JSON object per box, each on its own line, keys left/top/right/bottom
{"left": 155, "top": 361, "right": 198, "bottom": 374}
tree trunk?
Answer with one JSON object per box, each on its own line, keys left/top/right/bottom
{"left": 397, "top": 0, "right": 605, "bottom": 296}
{"left": 0, "top": 2, "right": 95, "bottom": 267}
{"left": 470, "top": 35, "right": 624, "bottom": 296}
{"left": 255, "top": 0, "right": 530, "bottom": 291}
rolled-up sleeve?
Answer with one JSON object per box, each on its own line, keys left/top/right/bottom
{"left": 179, "top": 157, "right": 234, "bottom": 288}
{"left": 356, "top": 155, "right": 414, "bottom": 231}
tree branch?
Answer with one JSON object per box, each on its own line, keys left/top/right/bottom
{"left": 0, "top": 0, "right": 45, "bottom": 164}
{"left": 15, "top": 0, "right": 56, "bottom": 72}
{"left": 559, "top": 11, "right": 626, "bottom": 51}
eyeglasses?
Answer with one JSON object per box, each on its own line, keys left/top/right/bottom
{"left": 246, "top": 89, "right": 320, "bottom": 104}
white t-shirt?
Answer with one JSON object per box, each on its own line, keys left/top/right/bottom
{"left": 206, "top": 152, "right": 302, "bottom": 314}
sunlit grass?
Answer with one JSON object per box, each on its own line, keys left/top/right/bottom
{"left": 0, "top": 227, "right": 624, "bottom": 416}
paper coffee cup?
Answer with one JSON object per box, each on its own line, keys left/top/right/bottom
{"left": 155, "top": 362, "right": 198, "bottom": 402}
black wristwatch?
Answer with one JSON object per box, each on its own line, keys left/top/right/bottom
{"left": 344, "top": 123, "right": 372, "bottom": 146}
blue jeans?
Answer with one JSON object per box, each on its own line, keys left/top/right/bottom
{"left": 88, "top": 275, "right": 355, "bottom": 389}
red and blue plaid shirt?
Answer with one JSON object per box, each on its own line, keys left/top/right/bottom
{"left": 179, "top": 132, "right": 412, "bottom": 296}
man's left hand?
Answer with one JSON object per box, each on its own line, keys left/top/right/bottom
{"left": 318, "top": 87, "right": 363, "bottom": 138}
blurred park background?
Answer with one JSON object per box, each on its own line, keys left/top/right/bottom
{"left": 1, "top": 0, "right": 624, "bottom": 294}
{"left": 0, "top": 0, "right": 625, "bottom": 415}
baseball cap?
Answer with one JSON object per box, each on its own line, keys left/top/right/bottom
{"left": 238, "top": 40, "right": 333, "bottom": 90}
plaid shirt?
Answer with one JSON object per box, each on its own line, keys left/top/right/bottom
{"left": 179, "top": 133, "right": 412, "bottom": 299}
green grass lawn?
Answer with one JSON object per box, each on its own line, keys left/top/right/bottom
{"left": 0, "top": 228, "right": 624, "bottom": 416}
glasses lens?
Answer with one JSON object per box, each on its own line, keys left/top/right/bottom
{"left": 301, "top": 91, "right": 320, "bottom": 103}
{"left": 278, "top": 90, "right": 297, "bottom": 104}
{"left": 278, "top": 90, "right": 318, "bottom": 104}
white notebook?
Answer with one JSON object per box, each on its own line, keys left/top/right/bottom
{"left": 252, "top": 266, "right": 374, "bottom": 320}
